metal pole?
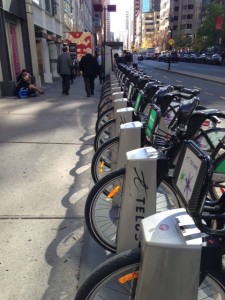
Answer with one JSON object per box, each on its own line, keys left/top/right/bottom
{"left": 103, "top": 5, "right": 106, "bottom": 78}
{"left": 168, "top": 17, "right": 173, "bottom": 71}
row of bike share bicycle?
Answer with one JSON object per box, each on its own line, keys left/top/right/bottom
{"left": 75, "top": 63, "right": 225, "bottom": 299}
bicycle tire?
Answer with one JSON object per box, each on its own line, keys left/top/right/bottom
{"left": 95, "top": 107, "right": 114, "bottom": 133}
{"left": 94, "top": 119, "right": 116, "bottom": 151}
{"left": 98, "top": 96, "right": 112, "bottom": 111}
{"left": 85, "top": 168, "right": 180, "bottom": 253}
{"left": 98, "top": 99, "right": 113, "bottom": 117}
{"left": 209, "top": 152, "right": 225, "bottom": 201}
{"left": 194, "top": 128, "right": 225, "bottom": 153}
{"left": 75, "top": 248, "right": 225, "bottom": 300}
{"left": 91, "top": 136, "right": 119, "bottom": 183}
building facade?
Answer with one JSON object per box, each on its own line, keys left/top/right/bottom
{"left": 0, "top": 0, "right": 95, "bottom": 96}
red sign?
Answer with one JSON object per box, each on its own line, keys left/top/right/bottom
{"left": 66, "top": 32, "right": 93, "bottom": 61}
{"left": 216, "top": 16, "right": 223, "bottom": 30}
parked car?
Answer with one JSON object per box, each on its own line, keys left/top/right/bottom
{"left": 157, "top": 53, "right": 167, "bottom": 62}
{"left": 210, "top": 54, "right": 222, "bottom": 65}
{"left": 196, "top": 53, "right": 207, "bottom": 64}
{"left": 138, "top": 54, "right": 144, "bottom": 61}
{"left": 164, "top": 52, "right": 179, "bottom": 63}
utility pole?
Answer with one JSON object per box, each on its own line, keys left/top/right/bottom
{"left": 168, "top": 16, "right": 174, "bottom": 71}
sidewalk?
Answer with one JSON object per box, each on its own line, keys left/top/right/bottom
{"left": 0, "top": 76, "right": 100, "bottom": 300}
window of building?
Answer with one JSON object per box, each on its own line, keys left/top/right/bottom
{"left": 173, "top": 25, "right": 177, "bottom": 30}
{"left": 45, "top": 0, "right": 52, "bottom": 13}
{"left": 173, "top": 16, "right": 178, "bottom": 21}
{"left": 182, "top": 5, "right": 187, "bottom": 10}
{"left": 188, "top": 4, "right": 194, "bottom": 9}
{"left": 181, "top": 24, "right": 186, "bottom": 29}
{"left": 174, "top": 6, "right": 179, "bottom": 11}
{"left": 187, "top": 24, "right": 192, "bottom": 29}
{"left": 64, "top": 0, "right": 72, "bottom": 14}
{"left": 187, "top": 14, "right": 193, "bottom": 19}
{"left": 182, "top": 15, "right": 186, "bottom": 19}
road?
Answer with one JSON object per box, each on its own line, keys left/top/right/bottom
{"left": 138, "top": 60, "right": 225, "bottom": 111}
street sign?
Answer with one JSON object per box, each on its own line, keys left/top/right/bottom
{"left": 168, "top": 39, "right": 174, "bottom": 45}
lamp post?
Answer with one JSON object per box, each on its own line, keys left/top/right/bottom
{"left": 168, "top": 16, "right": 174, "bottom": 71}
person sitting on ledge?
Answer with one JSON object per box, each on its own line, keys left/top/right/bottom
{"left": 16, "top": 72, "right": 44, "bottom": 97}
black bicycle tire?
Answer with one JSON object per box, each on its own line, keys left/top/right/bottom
{"left": 75, "top": 248, "right": 141, "bottom": 300}
{"left": 98, "top": 96, "right": 112, "bottom": 112}
{"left": 209, "top": 152, "right": 225, "bottom": 201}
{"left": 95, "top": 107, "right": 114, "bottom": 133}
{"left": 91, "top": 136, "right": 120, "bottom": 183}
{"left": 85, "top": 168, "right": 180, "bottom": 253}
{"left": 75, "top": 248, "right": 225, "bottom": 300}
{"left": 98, "top": 99, "right": 113, "bottom": 117}
{"left": 194, "top": 128, "right": 225, "bottom": 153}
{"left": 94, "top": 119, "right": 116, "bottom": 151}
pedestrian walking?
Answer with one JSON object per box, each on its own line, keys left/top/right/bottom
{"left": 132, "top": 51, "right": 139, "bottom": 69}
{"left": 79, "top": 48, "right": 99, "bottom": 97}
{"left": 57, "top": 46, "right": 72, "bottom": 95}
{"left": 97, "top": 52, "right": 103, "bottom": 84}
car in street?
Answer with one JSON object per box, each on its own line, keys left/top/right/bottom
{"left": 210, "top": 54, "right": 222, "bottom": 65}
{"left": 196, "top": 53, "right": 210, "bottom": 64}
{"left": 164, "top": 52, "right": 179, "bottom": 63}
{"left": 138, "top": 54, "right": 144, "bottom": 61}
{"left": 157, "top": 52, "right": 167, "bottom": 62}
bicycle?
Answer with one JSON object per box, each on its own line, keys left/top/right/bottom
{"left": 75, "top": 140, "right": 225, "bottom": 300}
{"left": 86, "top": 103, "right": 225, "bottom": 252}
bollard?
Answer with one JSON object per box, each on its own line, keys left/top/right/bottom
{"left": 116, "top": 147, "right": 167, "bottom": 253}
{"left": 135, "top": 209, "right": 202, "bottom": 300}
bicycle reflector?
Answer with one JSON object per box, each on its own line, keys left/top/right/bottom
{"left": 118, "top": 271, "right": 139, "bottom": 284}
{"left": 172, "top": 140, "right": 213, "bottom": 217}
{"left": 107, "top": 186, "right": 121, "bottom": 199}
{"left": 99, "top": 161, "right": 105, "bottom": 175}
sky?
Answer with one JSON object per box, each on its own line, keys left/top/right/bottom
{"left": 110, "top": 0, "right": 132, "bottom": 36}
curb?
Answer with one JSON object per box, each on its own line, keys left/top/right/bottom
{"left": 154, "top": 67, "right": 225, "bottom": 85}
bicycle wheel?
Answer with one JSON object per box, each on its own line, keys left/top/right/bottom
{"left": 75, "top": 248, "right": 225, "bottom": 300}
{"left": 85, "top": 168, "right": 180, "bottom": 253}
{"left": 91, "top": 137, "right": 119, "bottom": 183}
{"left": 194, "top": 128, "right": 225, "bottom": 153}
{"left": 209, "top": 152, "right": 225, "bottom": 201}
{"left": 95, "top": 107, "right": 114, "bottom": 133}
{"left": 98, "top": 99, "right": 113, "bottom": 117}
{"left": 75, "top": 248, "right": 140, "bottom": 300}
{"left": 94, "top": 119, "right": 116, "bottom": 151}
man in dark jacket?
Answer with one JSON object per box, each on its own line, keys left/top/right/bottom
{"left": 57, "top": 46, "right": 72, "bottom": 95}
{"left": 79, "top": 48, "right": 99, "bottom": 97}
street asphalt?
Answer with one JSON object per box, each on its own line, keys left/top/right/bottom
{"left": 0, "top": 68, "right": 224, "bottom": 300}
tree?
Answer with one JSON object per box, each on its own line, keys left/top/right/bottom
{"left": 197, "top": 1, "right": 225, "bottom": 51}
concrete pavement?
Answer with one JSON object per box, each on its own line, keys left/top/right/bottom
{"left": 0, "top": 76, "right": 99, "bottom": 300}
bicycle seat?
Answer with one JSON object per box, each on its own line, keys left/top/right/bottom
{"left": 155, "top": 86, "right": 178, "bottom": 115}
{"left": 144, "top": 82, "right": 164, "bottom": 104}
{"left": 181, "top": 87, "right": 200, "bottom": 96}
{"left": 172, "top": 84, "right": 184, "bottom": 91}
{"left": 136, "top": 77, "right": 151, "bottom": 90}
{"left": 176, "top": 97, "right": 200, "bottom": 132}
